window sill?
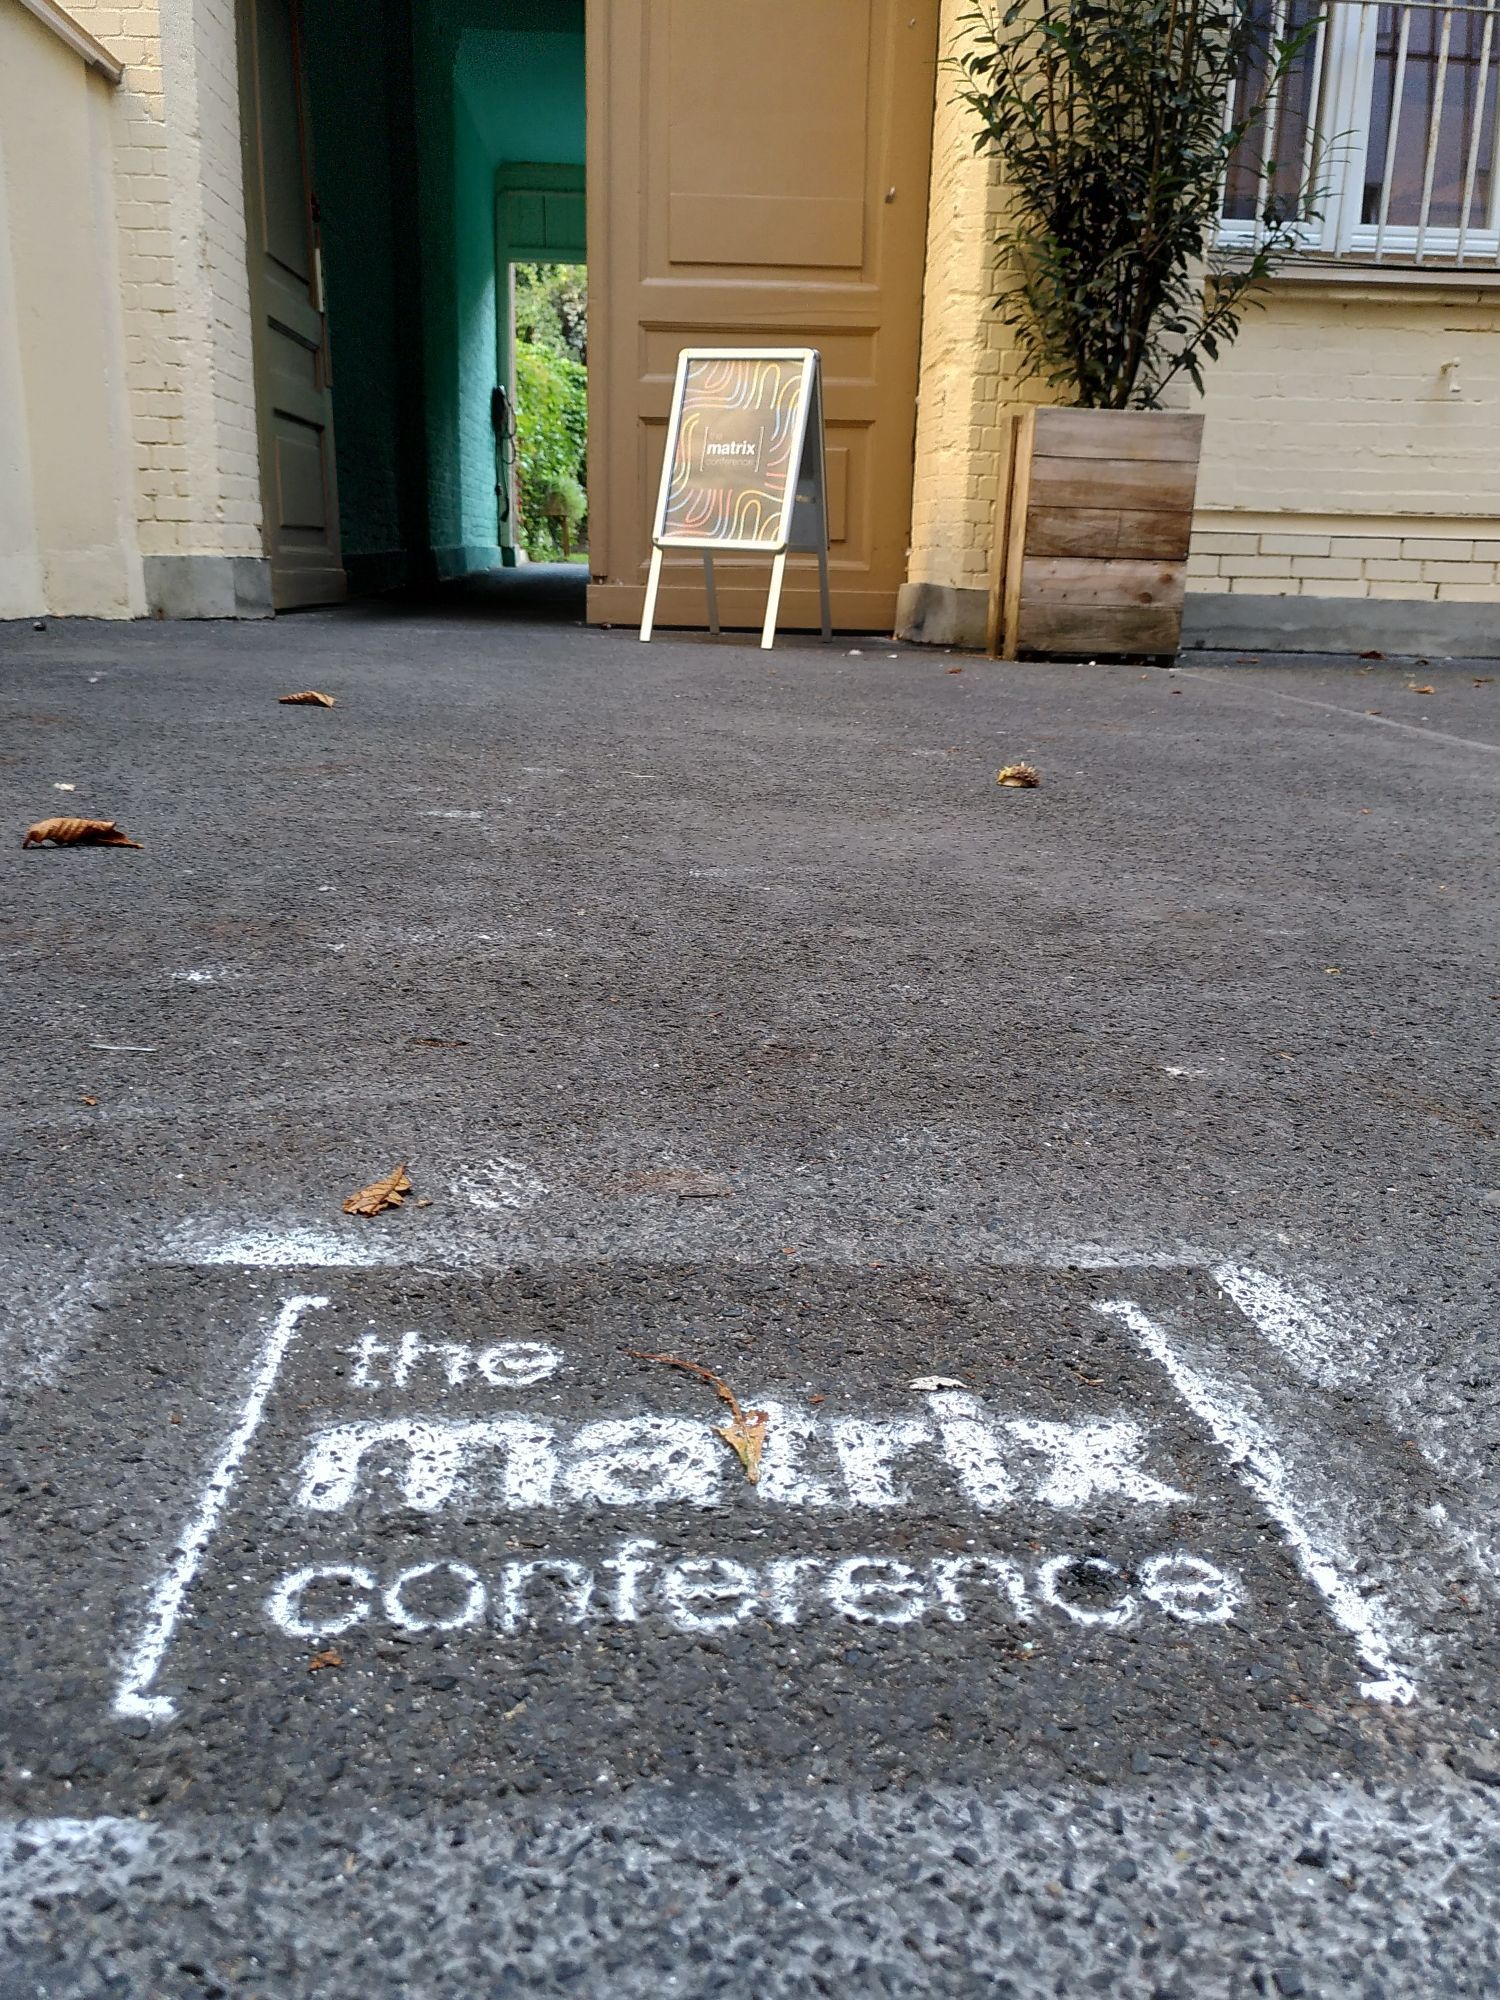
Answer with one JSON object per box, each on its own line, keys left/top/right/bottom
{"left": 1213, "top": 257, "right": 1500, "bottom": 301}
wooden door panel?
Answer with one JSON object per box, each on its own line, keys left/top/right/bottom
{"left": 588, "top": 0, "right": 938, "bottom": 632}
{"left": 239, "top": 0, "right": 344, "bottom": 610}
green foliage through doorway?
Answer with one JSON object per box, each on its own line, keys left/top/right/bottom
{"left": 513, "top": 263, "right": 587, "bottom": 560}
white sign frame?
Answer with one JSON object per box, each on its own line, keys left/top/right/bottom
{"left": 639, "top": 346, "right": 831, "bottom": 651}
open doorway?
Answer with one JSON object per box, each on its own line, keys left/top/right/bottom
{"left": 293, "top": 0, "right": 586, "bottom": 611}
{"left": 493, "top": 156, "right": 587, "bottom": 570}
{"left": 506, "top": 261, "right": 587, "bottom": 565}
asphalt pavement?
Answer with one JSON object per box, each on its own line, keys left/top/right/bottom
{"left": 2, "top": 596, "right": 1498, "bottom": 1996}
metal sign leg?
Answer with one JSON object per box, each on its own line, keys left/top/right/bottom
{"left": 760, "top": 551, "right": 788, "bottom": 652}
{"left": 703, "top": 553, "right": 720, "bottom": 635}
{"left": 639, "top": 546, "right": 664, "bottom": 643}
{"left": 816, "top": 541, "right": 831, "bottom": 641}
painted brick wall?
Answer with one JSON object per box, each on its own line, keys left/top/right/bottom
{"left": 1191, "top": 285, "right": 1500, "bottom": 602}
{"left": 905, "top": 0, "right": 1014, "bottom": 599}
{"left": 67, "top": 0, "right": 262, "bottom": 565}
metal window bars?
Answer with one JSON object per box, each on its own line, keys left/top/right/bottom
{"left": 1221, "top": 0, "right": 1500, "bottom": 267}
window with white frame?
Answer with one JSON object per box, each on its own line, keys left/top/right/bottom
{"left": 1221, "top": 0, "right": 1500, "bottom": 266}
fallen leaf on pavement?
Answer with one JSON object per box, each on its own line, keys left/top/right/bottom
{"left": 279, "top": 690, "right": 335, "bottom": 707}
{"left": 22, "top": 816, "right": 142, "bottom": 849}
{"left": 79, "top": 1095, "right": 97, "bottom": 1106}
{"left": 308, "top": 1648, "right": 343, "bottom": 1673}
{"left": 996, "top": 763, "right": 1040, "bottom": 788}
{"left": 947, "top": 666, "right": 964, "bottom": 674}
{"left": 414, "top": 1197, "right": 433, "bottom": 1207}
{"left": 1474, "top": 677, "right": 1492, "bottom": 686}
{"left": 1360, "top": 649, "right": 1385, "bottom": 660}
{"left": 628, "top": 1349, "right": 769, "bottom": 1483}
{"left": 1407, "top": 683, "right": 1435, "bottom": 695}
{"left": 343, "top": 1163, "right": 412, "bottom": 1215}
{"left": 909, "top": 1375, "right": 966, "bottom": 1392}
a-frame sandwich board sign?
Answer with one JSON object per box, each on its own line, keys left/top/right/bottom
{"left": 639, "top": 348, "right": 831, "bottom": 650}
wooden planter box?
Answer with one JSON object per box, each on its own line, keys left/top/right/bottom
{"left": 988, "top": 407, "right": 1204, "bottom": 661}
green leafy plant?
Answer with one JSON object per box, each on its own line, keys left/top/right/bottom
{"left": 958, "top": 0, "right": 1324, "bottom": 408}
{"left": 512, "top": 263, "right": 588, "bottom": 557}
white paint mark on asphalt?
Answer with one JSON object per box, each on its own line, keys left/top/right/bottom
{"left": 89, "top": 1043, "right": 158, "bottom": 1053}
{"left": 1175, "top": 667, "right": 1500, "bottom": 756}
{"left": 421, "top": 809, "right": 485, "bottom": 821}
{"left": 1162, "top": 1065, "right": 1213, "bottom": 1079}
{"left": 298, "top": 1416, "right": 559, "bottom": 1512}
{"left": 351, "top": 1330, "right": 562, "bottom": 1390}
{"left": 0, "top": 1816, "right": 152, "bottom": 1893}
{"left": 829, "top": 1416, "right": 931, "bottom": 1507}
{"left": 753, "top": 1399, "right": 839, "bottom": 1507}
{"left": 453, "top": 1157, "right": 548, "bottom": 1215}
{"left": 263, "top": 1540, "right": 1235, "bottom": 1640}
{"left": 386, "top": 1561, "right": 488, "bottom": 1632}
{"left": 1139, "top": 1553, "right": 1241, "bottom": 1624}
{"left": 266, "top": 1564, "right": 375, "bottom": 1639}
{"left": 563, "top": 1417, "right": 723, "bottom": 1507}
{"left": 114, "top": 1293, "right": 330, "bottom": 1723}
{"left": 1211, "top": 1263, "right": 1350, "bottom": 1384}
{"left": 1036, "top": 1554, "right": 1136, "bottom": 1627}
{"left": 1095, "top": 1298, "right": 1417, "bottom": 1703}
{"left": 174, "top": 1224, "right": 407, "bottom": 1267}
{"left": 286, "top": 1391, "right": 1191, "bottom": 1518}
{"left": 1003, "top": 1415, "right": 1189, "bottom": 1510}
{"left": 168, "top": 969, "right": 222, "bottom": 984}
{"left": 922, "top": 1393, "right": 1017, "bottom": 1508}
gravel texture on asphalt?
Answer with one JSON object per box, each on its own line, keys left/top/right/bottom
{"left": 1, "top": 599, "right": 1497, "bottom": 1996}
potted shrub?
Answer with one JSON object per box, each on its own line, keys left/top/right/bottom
{"left": 958, "top": 0, "right": 1320, "bottom": 659}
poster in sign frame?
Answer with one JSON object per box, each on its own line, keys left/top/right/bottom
{"left": 639, "top": 347, "right": 831, "bottom": 651}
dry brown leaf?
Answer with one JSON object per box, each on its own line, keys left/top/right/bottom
{"left": 628, "top": 1349, "right": 769, "bottom": 1484}
{"left": 308, "top": 1647, "right": 343, "bottom": 1673}
{"left": 1475, "top": 677, "right": 1493, "bottom": 686}
{"left": 279, "top": 690, "right": 335, "bottom": 707}
{"left": 1360, "top": 649, "right": 1385, "bottom": 660}
{"left": 22, "top": 816, "right": 142, "bottom": 849}
{"left": 1407, "top": 683, "right": 1436, "bottom": 695}
{"left": 947, "top": 666, "right": 964, "bottom": 675}
{"left": 717, "top": 1410, "right": 768, "bottom": 1483}
{"left": 342, "top": 1162, "right": 412, "bottom": 1216}
{"left": 79, "top": 1095, "right": 97, "bottom": 1106}
{"left": 996, "top": 762, "right": 1040, "bottom": 788}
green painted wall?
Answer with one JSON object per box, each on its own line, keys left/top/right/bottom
{"left": 302, "top": 0, "right": 584, "bottom": 589}
{"left": 453, "top": 86, "right": 498, "bottom": 561}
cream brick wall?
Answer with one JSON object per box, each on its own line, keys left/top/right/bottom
{"left": 905, "top": 0, "right": 1030, "bottom": 598}
{"left": 68, "top": 0, "right": 262, "bottom": 570}
{"left": 1190, "top": 284, "right": 1500, "bottom": 603}
{"left": 906, "top": 8, "right": 1500, "bottom": 634}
